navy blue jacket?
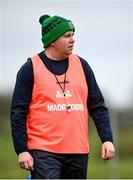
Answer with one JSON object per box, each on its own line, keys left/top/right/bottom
{"left": 10, "top": 51, "right": 113, "bottom": 155}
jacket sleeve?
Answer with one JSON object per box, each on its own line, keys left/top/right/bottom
{"left": 79, "top": 57, "right": 113, "bottom": 143}
{"left": 10, "top": 59, "right": 33, "bottom": 155}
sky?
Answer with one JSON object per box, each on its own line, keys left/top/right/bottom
{"left": 0, "top": 0, "right": 133, "bottom": 108}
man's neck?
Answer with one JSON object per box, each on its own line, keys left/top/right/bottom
{"left": 45, "top": 49, "right": 68, "bottom": 61}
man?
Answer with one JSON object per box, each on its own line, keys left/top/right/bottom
{"left": 10, "top": 14, "right": 115, "bottom": 179}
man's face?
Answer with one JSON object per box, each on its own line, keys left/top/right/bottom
{"left": 52, "top": 31, "right": 75, "bottom": 56}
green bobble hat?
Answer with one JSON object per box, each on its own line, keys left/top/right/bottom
{"left": 39, "top": 14, "right": 75, "bottom": 48}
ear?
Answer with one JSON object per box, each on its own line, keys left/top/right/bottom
{"left": 51, "top": 42, "right": 55, "bottom": 46}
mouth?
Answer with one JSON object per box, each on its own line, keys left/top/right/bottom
{"left": 68, "top": 46, "right": 73, "bottom": 49}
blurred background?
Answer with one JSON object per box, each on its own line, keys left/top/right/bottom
{"left": 0, "top": 0, "right": 133, "bottom": 178}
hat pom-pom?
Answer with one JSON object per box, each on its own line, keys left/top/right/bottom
{"left": 39, "top": 15, "right": 50, "bottom": 25}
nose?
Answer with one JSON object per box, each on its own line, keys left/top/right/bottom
{"left": 70, "top": 36, "right": 75, "bottom": 43}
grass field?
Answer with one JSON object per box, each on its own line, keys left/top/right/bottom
{"left": 0, "top": 127, "right": 133, "bottom": 179}
{"left": 87, "top": 126, "right": 133, "bottom": 179}
{"left": 0, "top": 117, "right": 133, "bottom": 179}
{"left": 88, "top": 158, "right": 133, "bottom": 179}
